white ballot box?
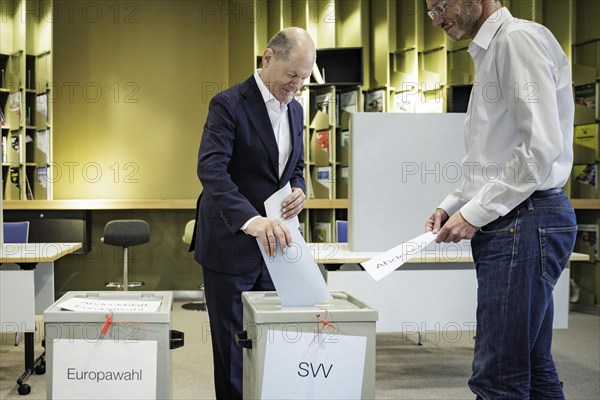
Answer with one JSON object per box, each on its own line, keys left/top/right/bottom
{"left": 238, "top": 291, "right": 378, "bottom": 400}
{"left": 44, "top": 291, "right": 184, "bottom": 400}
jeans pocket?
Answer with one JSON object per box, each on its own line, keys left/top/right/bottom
{"left": 539, "top": 225, "right": 577, "bottom": 284}
{"left": 478, "top": 214, "right": 517, "bottom": 234}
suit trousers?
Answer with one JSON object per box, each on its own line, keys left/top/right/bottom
{"left": 203, "top": 262, "right": 275, "bottom": 400}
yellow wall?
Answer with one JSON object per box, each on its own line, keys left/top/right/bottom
{"left": 53, "top": 1, "right": 229, "bottom": 199}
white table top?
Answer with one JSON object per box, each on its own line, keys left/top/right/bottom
{"left": 0, "top": 243, "right": 82, "bottom": 263}
{"left": 309, "top": 243, "right": 590, "bottom": 264}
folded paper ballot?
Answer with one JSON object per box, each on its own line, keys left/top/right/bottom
{"left": 258, "top": 184, "right": 332, "bottom": 307}
{"left": 361, "top": 232, "right": 437, "bottom": 281}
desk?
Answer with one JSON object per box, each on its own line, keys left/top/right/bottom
{"left": 0, "top": 243, "right": 82, "bottom": 395}
{"left": 309, "top": 243, "right": 590, "bottom": 333}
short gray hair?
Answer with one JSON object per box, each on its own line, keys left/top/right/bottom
{"left": 266, "top": 30, "right": 294, "bottom": 61}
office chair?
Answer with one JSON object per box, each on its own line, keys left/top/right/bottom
{"left": 102, "top": 219, "right": 150, "bottom": 291}
{"left": 181, "top": 219, "right": 205, "bottom": 311}
{"left": 2, "top": 221, "right": 30, "bottom": 346}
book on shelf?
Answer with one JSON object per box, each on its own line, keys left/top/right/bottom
{"left": 393, "top": 90, "right": 416, "bottom": 113}
{"left": 312, "top": 166, "right": 333, "bottom": 199}
{"left": 36, "top": 129, "right": 50, "bottom": 164}
{"left": 312, "top": 221, "right": 332, "bottom": 243}
{"left": 336, "top": 165, "right": 349, "bottom": 198}
{"left": 310, "top": 129, "right": 331, "bottom": 166}
{"left": 574, "top": 123, "right": 599, "bottom": 164}
{"left": 574, "top": 83, "right": 597, "bottom": 125}
{"left": 365, "top": 88, "right": 385, "bottom": 112}
{"left": 37, "top": 166, "right": 48, "bottom": 189}
{"left": 337, "top": 89, "right": 358, "bottom": 125}
{"left": 336, "top": 130, "right": 349, "bottom": 166}
{"left": 9, "top": 91, "right": 21, "bottom": 119}
{"left": 575, "top": 82, "right": 596, "bottom": 109}
{"left": 0, "top": 106, "right": 7, "bottom": 127}
{"left": 575, "top": 223, "right": 598, "bottom": 261}
{"left": 571, "top": 163, "right": 598, "bottom": 199}
{"left": 336, "top": 220, "right": 348, "bottom": 243}
{"left": 315, "top": 92, "right": 331, "bottom": 115}
{"left": 25, "top": 172, "right": 33, "bottom": 200}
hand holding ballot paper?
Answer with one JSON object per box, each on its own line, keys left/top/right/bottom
{"left": 361, "top": 232, "right": 437, "bottom": 281}
{"left": 258, "top": 184, "right": 332, "bottom": 307}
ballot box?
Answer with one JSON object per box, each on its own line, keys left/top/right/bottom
{"left": 44, "top": 291, "right": 183, "bottom": 400}
{"left": 238, "top": 291, "right": 378, "bottom": 399}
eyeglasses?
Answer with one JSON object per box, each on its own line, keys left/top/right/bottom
{"left": 427, "top": 0, "right": 451, "bottom": 20}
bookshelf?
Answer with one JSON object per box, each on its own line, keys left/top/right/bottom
{"left": 1, "top": 0, "right": 53, "bottom": 201}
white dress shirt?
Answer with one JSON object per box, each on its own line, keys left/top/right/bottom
{"left": 254, "top": 69, "right": 291, "bottom": 178}
{"left": 241, "top": 70, "right": 293, "bottom": 232}
{"left": 439, "top": 7, "right": 574, "bottom": 228}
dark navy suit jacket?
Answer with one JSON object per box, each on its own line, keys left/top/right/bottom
{"left": 192, "top": 75, "right": 306, "bottom": 276}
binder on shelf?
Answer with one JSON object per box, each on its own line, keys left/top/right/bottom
{"left": 574, "top": 124, "right": 599, "bottom": 164}
{"left": 311, "top": 166, "right": 333, "bottom": 199}
{"left": 570, "top": 163, "right": 598, "bottom": 199}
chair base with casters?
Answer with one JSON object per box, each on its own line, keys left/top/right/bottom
{"left": 101, "top": 219, "right": 150, "bottom": 291}
{"left": 181, "top": 285, "right": 206, "bottom": 311}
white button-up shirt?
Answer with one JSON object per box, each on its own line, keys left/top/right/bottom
{"left": 254, "top": 69, "right": 291, "bottom": 178}
{"left": 439, "top": 7, "right": 574, "bottom": 227}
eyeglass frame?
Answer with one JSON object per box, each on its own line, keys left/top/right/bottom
{"left": 427, "top": 0, "right": 452, "bottom": 20}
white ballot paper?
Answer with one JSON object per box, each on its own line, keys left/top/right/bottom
{"left": 361, "top": 232, "right": 437, "bottom": 281}
{"left": 257, "top": 184, "right": 332, "bottom": 307}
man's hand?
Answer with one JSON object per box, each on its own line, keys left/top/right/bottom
{"left": 281, "top": 187, "right": 306, "bottom": 220}
{"left": 426, "top": 208, "right": 449, "bottom": 234}
{"left": 435, "top": 210, "right": 478, "bottom": 243}
{"left": 245, "top": 217, "right": 292, "bottom": 256}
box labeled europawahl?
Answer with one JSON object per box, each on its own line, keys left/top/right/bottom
{"left": 570, "top": 163, "right": 598, "bottom": 198}
{"left": 574, "top": 123, "right": 599, "bottom": 164}
{"left": 44, "top": 291, "right": 180, "bottom": 400}
{"left": 240, "top": 291, "right": 377, "bottom": 400}
{"left": 575, "top": 224, "right": 599, "bottom": 262}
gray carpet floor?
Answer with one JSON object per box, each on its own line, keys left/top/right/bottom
{"left": 1, "top": 301, "right": 598, "bottom": 399}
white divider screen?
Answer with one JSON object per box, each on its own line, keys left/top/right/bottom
{"left": 348, "top": 112, "right": 469, "bottom": 253}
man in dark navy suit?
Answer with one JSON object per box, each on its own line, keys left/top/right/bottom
{"left": 191, "top": 27, "right": 316, "bottom": 400}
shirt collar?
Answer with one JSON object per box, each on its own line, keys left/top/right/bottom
{"left": 470, "top": 7, "right": 512, "bottom": 51}
{"left": 254, "top": 69, "right": 287, "bottom": 111}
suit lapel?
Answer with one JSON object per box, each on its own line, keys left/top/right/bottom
{"left": 240, "top": 77, "right": 279, "bottom": 174}
{"left": 280, "top": 103, "right": 299, "bottom": 181}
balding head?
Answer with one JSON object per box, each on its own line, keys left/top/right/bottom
{"left": 260, "top": 27, "right": 316, "bottom": 104}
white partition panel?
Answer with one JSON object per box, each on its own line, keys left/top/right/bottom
{"left": 349, "top": 113, "right": 467, "bottom": 252}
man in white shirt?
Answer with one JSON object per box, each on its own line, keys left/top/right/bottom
{"left": 425, "top": 1, "right": 577, "bottom": 398}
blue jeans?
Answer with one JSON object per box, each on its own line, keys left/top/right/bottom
{"left": 468, "top": 190, "right": 577, "bottom": 400}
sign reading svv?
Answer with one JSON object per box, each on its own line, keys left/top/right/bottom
{"left": 261, "top": 330, "right": 367, "bottom": 399}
